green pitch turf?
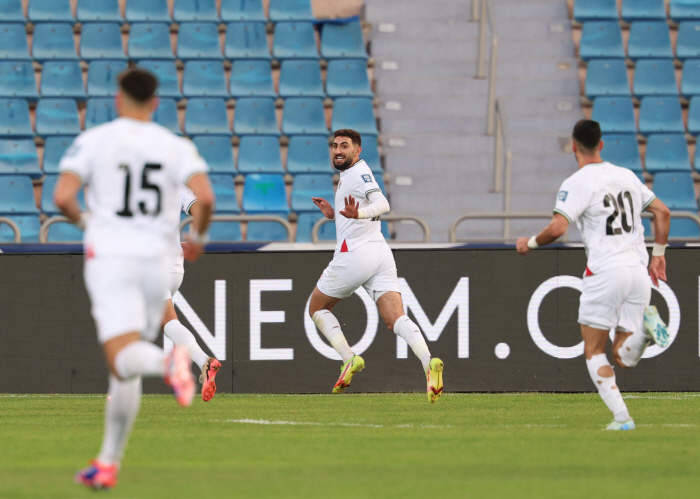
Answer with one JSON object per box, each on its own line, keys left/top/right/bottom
{"left": 1, "top": 392, "right": 699, "bottom": 499}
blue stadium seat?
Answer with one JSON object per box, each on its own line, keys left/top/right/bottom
{"left": 331, "top": 98, "right": 378, "bottom": 135}
{"left": 360, "top": 135, "right": 382, "bottom": 173}
{"left": 638, "top": 96, "right": 685, "bottom": 135}
{"left": 237, "top": 135, "right": 283, "bottom": 174}
{"left": 137, "top": 60, "right": 181, "bottom": 99}
{"left": 85, "top": 97, "right": 116, "bottom": 129}
{"left": 40, "top": 61, "right": 86, "bottom": 100}
{"left": 279, "top": 60, "right": 324, "bottom": 98}
{"left": 246, "top": 219, "right": 289, "bottom": 241}
{"left": 671, "top": 0, "right": 700, "bottom": 22}
{"left": 209, "top": 173, "right": 239, "bottom": 212}
{"left": 296, "top": 212, "right": 335, "bottom": 242}
{"left": 87, "top": 60, "right": 127, "bottom": 97}
{"left": 224, "top": 22, "right": 270, "bottom": 59}
{"left": 633, "top": 59, "right": 678, "bottom": 97}
{"left": 0, "top": 0, "right": 24, "bottom": 23}
{"left": 28, "top": 0, "right": 74, "bottom": 23}
{"left": 242, "top": 173, "right": 289, "bottom": 213}
{"left": 77, "top": 0, "right": 123, "bottom": 23}
{"left": 321, "top": 22, "right": 367, "bottom": 59}
{"left": 41, "top": 174, "right": 86, "bottom": 215}
{"left": 652, "top": 172, "right": 700, "bottom": 237}
{"left": 233, "top": 98, "right": 279, "bottom": 135}
{"left": 677, "top": 22, "right": 700, "bottom": 60}
{"left": 221, "top": 0, "right": 265, "bottom": 22}
{"left": 628, "top": 21, "right": 673, "bottom": 60}
{"left": 32, "top": 23, "right": 78, "bottom": 62}
{"left": 229, "top": 60, "right": 276, "bottom": 98}
{"left": 281, "top": 98, "right": 327, "bottom": 135}
{"left": 192, "top": 135, "right": 235, "bottom": 173}
{"left": 125, "top": 0, "right": 171, "bottom": 23}
{"left": 273, "top": 22, "right": 319, "bottom": 60}
{"left": 36, "top": 98, "right": 80, "bottom": 136}
{"left": 621, "top": 0, "right": 666, "bottom": 22}
{"left": 591, "top": 97, "right": 637, "bottom": 134}
{"left": 47, "top": 221, "right": 83, "bottom": 242}
{"left": 42, "top": 135, "right": 75, "bottom": 173}
{"left": 183, "top": 60, "right": 228, "bottom": 98}
{"left": 80, "top": 23, "right": 125, "bottom": 60}
{"left": 681, "top": 59, "right": 700, "bottom": 98}
{"left": 0, "top": 175, "right": 39, "bottom": 214}
{"left": 645, "top": 134, "right": 692, "bottom": 173}
{"left": 0, "top": 139, "right": 41, "bottom": 178}
{"left": 579, "top": 22, "right": 625, "bottom": 61}
{"left": 0, "top": 62, "right": 38, "bottom": 102}
{"left": 291, "top": 173, "right": 334, "bottom": 212}
{"left": 0, "top": 98, "right": 32, "bottom": 137}
{"left": 0, "top": 24, "right": 30, "bottom": 60}
{"left": 600, "top": 134, "right": 642, "bottom": 172}
{"left": 269, "top": 0, "right": 314, "bottom": 21}
{"left": 688, "top": 96, "right": 700, "bottom": 135}
{"left": 177, "top": 23, "right": 222, "bottom": 60}
{"left": 584, "top": 59, "right": 630, "bottom": 99}
{"left": 208, "top": 221, "right": 243, "bottom": 242}
{"left": 185, "top": 97, "right": 230, "bottom": 135}
{"left": 174, "top": 0, "right": 219, "bottom": 22}
{"left": 286, "top": 135, "right": 332, "bottom": 174}
{"left": 0, "top": 215, "right": 40, "bottom": 242}
{"left": 153, "top": 97, "right": 180, "bottom": 134}
{"left": 326, "top": 59, "right": 372, "bottom": 97}
{"left": 128, "top": 23, "right": 174, "bottom": 60}
{"left": 573, "top": 0, "right": 618, "bottom": 22}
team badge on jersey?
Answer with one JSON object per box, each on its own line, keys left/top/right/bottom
{"left": 558, "top": 190, "right": 568, "bottom": 202}
{"left": 362, "top": 174, "right": 372, "bottom": 183}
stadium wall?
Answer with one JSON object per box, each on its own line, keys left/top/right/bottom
{"left": 0, "top": 248, "right": 698, "bottom": 394}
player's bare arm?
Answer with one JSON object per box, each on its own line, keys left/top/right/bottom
{"left": 644, "top": 197, "right": 671, "bottom": 286}
{"left": 183, "top": 173, "right": 214, "bottom": 261}
{"left": 516, "top": 213, "right": 569, "bottom": 255}
{"left": 312, "top": 197, "right": 334, "bottom": 219}
{"left": 339, "top": 195, "right": 360, "bottom": 219}
{"left": 54, "top": 171, "right": 86, "bottom": 226}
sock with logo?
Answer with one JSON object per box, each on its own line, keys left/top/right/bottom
{"left": 312, "top": 310, "right": 354, "bottom": 363}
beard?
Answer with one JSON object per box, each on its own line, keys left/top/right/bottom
{"left": 333, "top": 155, "right": 354, "bottom": 171}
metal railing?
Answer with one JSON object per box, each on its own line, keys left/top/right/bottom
{"left": 312, "top": 215, "right": 432, "bottom": 243}
{"left": 0, "top": 216, "right": 21, "bottom": 243}
{"left": 473, "top": 0, "right": 498, "bottom": 135}
{"left": 39, "top": 216, "right": 77, "bottom": 243}
{"left": 180, "top": 214, "right": 294, "bottom": 242}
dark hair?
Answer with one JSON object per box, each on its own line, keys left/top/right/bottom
{"left": 333, "top": 129, "right": 362, "bottom": 147}
{"left": 118, "top": 68, "right": 158, "bottom": 104}
{"left": 572, "top": 119, "right": 602, "bottom": 153}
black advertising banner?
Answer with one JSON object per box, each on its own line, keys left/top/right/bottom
{"left": 0, "top": 248, "right": 697, "bottom": 394}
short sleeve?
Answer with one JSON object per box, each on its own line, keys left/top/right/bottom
{"left": 58, "top": 134, "right": 92, "bottom": 184}
{"left": 177, "top": 139, "right": 208, "bottom": 186}
{"left": 639, "top": 177, "right": 656, "bottom": 209}
{"left": 553, "top": 177, "right": 588, "bottom": 223}
{"left": 180, "top": 187, "right": 197, "bottom": 215}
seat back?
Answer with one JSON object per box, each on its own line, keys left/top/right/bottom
{"left": 671, "top": 0, "right": 700, "bottom": 22}
{"left": 639, "top": 96, "right": 685, "bottom": 135}
{"left": 237, "top": 135, "right": 283, "bottom": 173}
{"left": 87, "top": 59, "right": 127, "bottom": 97}
{"left": 177, "top": 22, "right": 222, "bottom": 60}
{"left": 47, "top": 221, "right": 84, "bottom": 242}
{"left": 282, "top": 97, "right": 327, "bottom": 135}
{"left": 295, "top": 212, "right": 335, "bottom": 242}
{"left": 321, "top": 22, "right": 367, "bottom": 59}
{"left": 153, "top": 97, "right": 181, "bottom": 134}
{"left": 224, "top": 22, "right": 270, "bottom": 59}
{"left": 331, "top": 97, "right": 378, "bottom": 135}
{"left": 579, "top": 21, "right": 625, "bottom": 61}
{"left": 32, "top": 23, "right": 78, "bottom": 61}
{"left": 574, "top": 0, "right": 618, "bottom": 22}
{"left": 633, "top": 59, "right": 678, "bottom": 97}
{"left": 125, "top": 0, "right": 171, "bottom": 22}
{"left": 645, "top": 134, "right": 692, "bottom": 173}
{"left": 592, "top": 97, "right": 637, "bottom": 134}
{"left": 0, "top": 175, "right": 39, "bottom": 214}
{"left": 208, "top": 221, "right": 242, "bottom": 241}
{"left": 628, "top": 21, "right": 673, "bottom": 60}
{"left": 128, "top": 23, "right": 174, "bottom": 59}
{"left": 242, "top": 173, "right": 289, "bottom": 213}
{"left": 229, "top": 60, "right": 275, "bottom": 97}
{"left": 621, "top": 0, "right": 666, "bottom": 22}
{"left": 326, "top": 59, "right": 372, "bottom": 97}
{"left": 0, "top": 139, "right": 40, "bottom": 177}
{"left": 185, "top": 97, "right": 230, "bottom": 135}
{"left": 174, "top": 0, "right": 219, "bottom": 22}
{"left": 85, "top": 97, "right": 117, "bottom": 129}
{"left": 360, "top": 135, "right": 382, "bottom": 173}
{"left": 286, "top": 135, "right": 332, "bottom": 173}
{"left": 40, "top": 61, "right": 86, "bottom": 100}
{"left": 221, "top": 0, "right": 265, "bottom": 22}
{"left": 209, "top": 173, "right": 239, "bottom": 212}
{"left": 0, "top": 98, "right": 32, "bottom": 137}
{"left": 0, "top": 215, "right": 40, "bottom": 242}
{"left": 0, "top": 61, "right": 39, "bottom": 101}
{"left": 36, "top": 98, "right": 81, "bottom": 136}
{"left": 137, "top": 60, "right": 181, "bottom": 99}
{"left": 273, "top": 22, "right": 319, "bottom": 60}
{"left": 279, "top": 59, "right": 324, "bottom": 97}
{"left": 28, "top": 0, "right": 74, "bottom": 23}
{"left": 183, "top": 60, "right": 228, "bottom": 98}
{"left": 585, "top": 59, "right": 630, "bottom": 99}
{"left": 681, "top": 59, "right": 700, "bottom": 98}
{"left": 0, "top": 24, "right": 29, "bottom": 60}
{"left": 0, "top": 0, "right": 25, "bottom": 23}
{"left": 42, "top": 135, "right": 75, "bottom": 173}
{"left": 651, "top": 172, "right": 700, "bottom": 236}
{"left": 269, "top": 0, "right": 314, "bottom": 21}
{"left": 77, "top": 0, "right": 123, "bottom": 23}
{"left": 688, "top": 96, "right": 700, "bottom": 135}
{"left": 80, "top": 22, "right": 125, "bottom": 60}
{"left": 233, "top": 97, "right": 279, "bottom": 135}
{"left": 193, "top": 135, "right": 235, "bottom": 173}
{"left": 600, "top": 134, "right": 642, "bottom": 172}
{"left": 291, "top": 173, "right": 334, "bottom": 211}
{"left": 677, "top": 21, "right": 700, "bottom": 59}
{"left": 41, "top": 174, "right": 86, "bottom": 214}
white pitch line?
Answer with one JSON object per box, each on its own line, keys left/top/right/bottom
{"left": 214, "top": 419, "right": 451, "bottom": 429}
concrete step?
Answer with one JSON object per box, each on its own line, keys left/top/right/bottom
{"left": 378, "top": 98, "right": 488, "bottom": 119}
{"left": 498, "top": 59, "right": 579, "bottom": 81}
{"left": 385, "top": 154, "right": 493, "bottom": 174}
{"left": 382, "top": 135, "right": 495, "bottom": 156}
{"left": 374, "top": 59, "right": 482, "bottom": 80}
{"left": 494, "top": 20, "right": 573, "bottom": 40}
{"left": 376, "top": 77, "right": 486, "bottom": 97}
{"left": 371, "top": 22, "right": 478, "bottom": 41}
{"left": 490, "top": 0, "right": 569, "bottom": 21}
{"left": 371, "top": 39, "right": 479, "bottom": 61}
{"left": 365, "top": 0, "right": 474, "bottom": 23}
{"left": 496, "top": 79, "right": 580, "bottom": 98}
{"left": 498, "top": 39, "right": 575, "bottom": 60}
{"left": 389, "top": 171, "right": 495, "bottom": 194}
{"left": 501, "top": 98, "right": 581, "bottom": 116}
{"left": 379, "top": 116, "right": 486, "bottom": 135}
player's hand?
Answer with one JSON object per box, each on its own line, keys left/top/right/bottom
{"left": 182, "top": 240, "right": 204, "bottom": 262}
{"left": 312, "top": 197, "right": 335, "bottom": 219}
{"left": 649, "top": 255, "right": 667, "bottom": 287}
{"left": 516, "top": 237, "right": 531, "bottom": 255}
{"left": 339, "top": 195, "right": 359, "bottom": 219}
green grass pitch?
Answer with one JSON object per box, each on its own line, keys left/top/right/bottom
{"left": 1, "top": 392, "right": 699, "bottom": 498}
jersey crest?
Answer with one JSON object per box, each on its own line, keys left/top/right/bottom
{"left": 557, "top": 190, "right": 568, "bottom": 202}
{"left": 361, "top": 174, "right": 372, "bottom": 183}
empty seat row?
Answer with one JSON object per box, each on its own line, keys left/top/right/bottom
{"left": 575, "top": 0, "right": 700, "bottom": 23}
{"left": 591, "top": 96, "right": 700, "bottom": 135}
{"left": 602, "top": 133, "right": 700, "bottom": 173}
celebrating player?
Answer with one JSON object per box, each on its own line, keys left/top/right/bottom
{"left": 516, "top": 119, "right": 671, "bottom": 430}
{"left": 53, "top": 68, "right": 214, "bottom": 489}
{"left": 309, "top": 129, "right": 444, "bottom": 402}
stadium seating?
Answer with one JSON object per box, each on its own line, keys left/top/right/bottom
{"left": 0, "top": 24, "right": 30, "bottom": 60}
{"left": 600, "top": 134, "right": 643, "bottom": 172}
{"left": 621, "top": 0, "right": 666, "bottom": 22}
{"left": 652, "top": 172, "right": 700, "bottom": 237}
{"left": 0, "top": 215, "right": 40, "bottom": 242}
{"left": 80, "top": 23, "right": 126, "bottom": 60}
{"left": 242, "top": 173, "right": 289, "bottom": 213}
{"left": 208, "top": 221, "right": 243, "bottom": 241}
{"left": 125, "top": 0, "right": 171, "bottom": 23}
{"left": 221, "top": 0, "right": 266, "bottom": 22}
{"left": 40, "top": 61, "right": 86, "bottom": 100}
{"left": 633, "top": 59, "right": 678, "bottom": 97}
{"left": 0, "top": 139, "right": 41, "bottom": 178}
{"left": 579, "top": 22, "right": 624, "bottom": 61}
{"left": 183, "top": 60, "right": 228, "bottom": 98}
{"left": 591, "top": 97, "right": 637, "bottom": 133}
{"left": 77, "top": 0, "right": 123, "bottom": 23}
{"left": 279, "top": 60, "right": 325, "bottom": 98}
{"left": 281, "top": 98, "right": 328, "bottom": 135}
{"left": 153, "top": 97, "right": 181, "bottom": 134}
{"left": 688, "top": 96, "right": 700, "bottom": 135}
{"left": 670, "top": 0, "right": 700, "bottom": 22}
{"left": 209, "top": 173, "right": 240, "bottom": 212}
{"left": 177, "top": 22, "right": 223, "bottom": 60}
{"left": 676, "top": 22, "right": 700, "bottom": 60}
{"left": 36, "top": 99, "right": 81, "bottom": 136}
{"left": 237, "top": 135, "right": 284, "bottom": 174}
{"left": 291, "top": 174, "right": 334, "bottom": 212}
{"left": 331, "top": 98, "right": 378, "bottom": 135}
{"left": 0, "top": 0, "right": 25, "bottom": 23}
{"left": 185, "top": 97, "right": 231, "bottom": 135}
{"left": 46, "top": 221, "right": 83, "bottom": 242}
{"left": 246, "top": 220, "right": 289, "bottom": 241}
{"left": 584, "top": 59, "right": 630, "bottom": 99}
{"left": 681, "top": 59, "right": 700, "bottom": 98}
{"left": 0, "top": 175, "right": 38, "bottom": 214}
{"left": 273, "top": 22, "right": 319, "bottom": 60}
{"left": 224, "top": 22, "right": 271, "bottom": 59}
{"left": 86, "top": 60, "right": 128, "bottom": 97}
{"left": 627, "top": 21, "right": 673, "bottom": 60}
{"left": 233, "top": 98, "right": 279, "bottom": 135}
{"left": 193, "top": 135, "right": 235, "bottom": 173}
{"left": 296, "top": 212, "right": 336, "bottom": 242}
{"left": 321, "top": 22, "right": 368, "bottom": 59}
{"left": 286, "top": 135, "right": 332, "bottom": 174}
{"left": 42, "top": 136, "right": 75, "bottom": 174}
{"left": 0, "top": 62, "right": 39, "bottom": 102}
{"left": 0, "top": 99, "right": 33, "bottom": 137}
{"left": 174, "top": 0, "right": 219, "bottom": 22}
{"left": 28, "top": 0, "right": 74, "bottom": 23}
{"left": 270, "top": 0, "right": 314, "bottom": 22}
{"left": 360, "top": 136, "right": 383, "bottom": 173}
{"left": 32, "top": 23, "right": 78, "bottom": 61}
{"left": 644, "top": 134, "right": 692, "bottom": 173}
{"left": 137, "top": 60, "right": 181, "bottom": 99}
{"left": 41, "top": 174, "right": 86, "bottom": 215}
{"left": 573, "top": 0, "right": 618, "bottom": 23}
{"left": 638, "top": 96, "right": 685, "bottom": 135}
{"left": 128, "top": 23, "right": 175, "bottom": 60}
{"left": 326, "top": 59, "right": 373, "bottom": 97}
{"left": 229, "top": 60, "right": 276, "bottom": 98}
{"left": 85, "top": 98, "right": 117, "bottom": 129}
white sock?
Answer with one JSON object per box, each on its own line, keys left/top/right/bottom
{"left": 164, "top": 319, "right": 210, "bottom": 371}
{"left": 586, "top": 353, "right": 631, "bottom": 422}
{"left": 393, "top": 315, "right": 431, "bottom": 371}
{"left": 114, "top": 341, "right": 165, "bottom": 379}
{"left": 312, "top": 310, "right": 354, "bottom": 363}
{"left": 97, "top": 375, "right": 142, "bottom": 466}
{"left": 617, "top": 330, "right": 649, "bottom": 368}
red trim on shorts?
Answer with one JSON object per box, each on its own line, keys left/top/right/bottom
{"left": 86, "top": 245, "right": 95, "bottom": 260}
{"left": 584, "top": 266, "right": 594, "bottom": 277}
{"left": 340, "top": 239, "right": 348, "bottom": 252}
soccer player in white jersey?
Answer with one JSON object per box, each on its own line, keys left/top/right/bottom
{"left": 309, "top": 129, "right": 444, "bottom": 402}
{"left": 53, "top": 68, "right": 214, "bottom": 489}
{"left": 161, "top": 187, "right": 221, "bottom": 402}
{"left": 516, "top": 120, "right": 671, "bottom": 430}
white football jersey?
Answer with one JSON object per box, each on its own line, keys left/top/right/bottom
{"left": 172, "top": 188, "right": 197, "bottom": 273}
{"left": 59, "top": 117, "right": 208, "bottom": 259}
{"left": 334, "top": 160, "right": 386, "bottom": 253}
{"left": 554, "top": 161, "right": 656, "bottom": 273}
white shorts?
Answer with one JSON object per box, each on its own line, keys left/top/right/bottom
{"left": 578, "top": 265, "right": 651, "bottom": 332}
{"left": 317, "top": 241, "right": 400, "bottom": 301}
{"left": 164, "top": 272, "right": 184, "bottom": 300}
{"left": 84, "top": 256, "right": 169, "bottom": 344}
